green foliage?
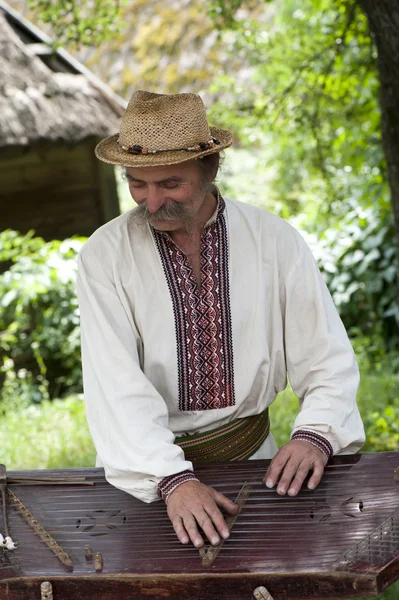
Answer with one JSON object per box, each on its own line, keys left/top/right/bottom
{"left": 209, "top": 0, "right": 382, "bottom": 213}
{"left": 218, "top": 147, "right": 294, "bottom": 215}
{"left": 296, "top": 199, "right": 399, "bottom": 349}
{"left": 207, "top": 0, "right": 398, "bottom": 351}
{"left": 27, "top": 0, "right": 124, "bottom": 47}
{"left": 363, "top": 405, "right": 399, "bottom": 452}
{"left": 217, "top": 146, "right": 399, "bottom": 351}
{"left": 270, "top": 352, "right": 399, "bottom": 453}
{"left": 0, "top": 230, "right": 84, "bottom": 403}
{"left": 354, "top": 353, "right": 399, "bottom": 453}
{"left": 85, "top": 0, "right": 226, "bottom": 96}
{"left": 0, "top": 394, "right": 95, "bottom": 469}
{"left": 208, "top": 0, "right": 269, "bottom": 30}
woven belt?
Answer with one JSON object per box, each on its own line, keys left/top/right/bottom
{"left": 174, "top": 409, "right": 270, "bottom": 463}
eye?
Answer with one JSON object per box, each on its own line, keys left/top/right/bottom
{"left": 162, "top": 181, "right": 180, "bottom": 189}
{"left": 129, "top": 181, "right": 146, "bottom": 188}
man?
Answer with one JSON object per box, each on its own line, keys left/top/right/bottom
{"left": 77, "top": 90, "right": 365, "bottom": 550}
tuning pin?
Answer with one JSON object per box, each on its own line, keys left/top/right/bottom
{"left": 94, "top": 552, "right": 103, "bottom": 572}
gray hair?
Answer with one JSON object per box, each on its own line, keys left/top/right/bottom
{"left": 196, "top": 152, "right": 223, "bottom": 190}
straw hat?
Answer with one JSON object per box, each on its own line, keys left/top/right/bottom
{"left": 95, "top": 90, "right": 233, "bottom": 167}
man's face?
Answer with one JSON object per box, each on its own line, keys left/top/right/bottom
{"left": 125, "top": 160, "right": 207, "bottom": 233}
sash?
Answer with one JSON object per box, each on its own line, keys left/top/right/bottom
{"left": 175, "top": 409, "right": 270, "bottom": 463}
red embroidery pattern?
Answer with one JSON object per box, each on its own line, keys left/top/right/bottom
{"left": 291, "top": 430, "right": 333, "bottom": 458}
{"left": 154, "top": 198, "right": 235, "bottom": 411}
{"left": 158, "top": 470, "right": 198, "bottom": 503}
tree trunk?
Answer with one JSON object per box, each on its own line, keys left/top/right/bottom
{"left": 357, "top": 0, "right": 399, "bottom": 323}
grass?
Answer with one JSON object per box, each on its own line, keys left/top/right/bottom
{"left": 0, "top": 368, "right": 398, "bottom": 599}
{"left": 0, "top": 394, "right": 95, "bottom": 470}
{"left": 270, "top": 367, "right": 399, "bottom": 451}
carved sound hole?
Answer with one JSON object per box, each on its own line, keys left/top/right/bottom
{"left": 310, "top": 497, "right": 364, "bottom": 523}
{"left": 76, "top": 509, "right": 127, "bottom": 536}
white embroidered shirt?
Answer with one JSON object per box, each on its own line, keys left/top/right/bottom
{"left": 77, "top": 195, "right": 365, "bottom": 503}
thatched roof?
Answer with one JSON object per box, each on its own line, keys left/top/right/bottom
{"left": 0, "top": 1, "right": 126, "bottom": 148}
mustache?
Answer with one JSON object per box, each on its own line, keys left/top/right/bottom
{"left": 131, "top": 201, "right": 194, "bottom": 227}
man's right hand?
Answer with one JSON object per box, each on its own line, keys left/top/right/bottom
{"left": 167, "top": 480, "right": 238, "bottom": 548}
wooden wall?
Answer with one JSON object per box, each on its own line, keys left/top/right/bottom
{"left": 0, "top": 138, "right": 120, "bottom": 240}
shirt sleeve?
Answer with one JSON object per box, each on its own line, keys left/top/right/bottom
{"left": 282, "top": 235, "right": 365, "bottom": 455}
{"left": 76, "top": 251, "right": 193, "bottom": 503}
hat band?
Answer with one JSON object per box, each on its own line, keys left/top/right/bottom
{"left": 117, "top": 137, "right": 221, "bottom": 155}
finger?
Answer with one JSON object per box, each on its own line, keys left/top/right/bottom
{"left": 307, "top": 460, "right": 325, "bottom": 490}
{"left": 213, "top": 489, "right": 239, "bottom": 515}
{"left": 286, "top": 460, "right": 312, "bottom": 496}
{"left": 276, "top": 457, "right": 302, "bottom": 495}
{"left": 171, "top": 515, "right": 190, "bottom": 545}
{"left": 182, "top": 512, "right": 204, "bottom": 548}
{"left": 264, "top": 450, "right": 290, "bottom": 488}
{"left": 207, "top": 493, "right": 234, "bottom": 540}
{"left": 198, "top": 511, "right": 222, "bottom": 546}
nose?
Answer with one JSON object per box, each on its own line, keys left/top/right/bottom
{"left": 146, "top": 186, "right": 166, "bottom": 213}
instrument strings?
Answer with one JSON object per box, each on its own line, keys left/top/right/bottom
{"left": 2, "top": 461, "right": 398, "bottom": 567}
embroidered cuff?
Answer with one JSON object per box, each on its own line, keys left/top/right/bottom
{"left": 291, "top": 430, "right": 333, "bottom": 459}
{"left": 158, "top": 470, "right": 199, "bottom": 503}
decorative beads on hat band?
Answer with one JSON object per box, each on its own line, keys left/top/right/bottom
{"left": 117, "top": 137, "right": 221, "bottom": 155}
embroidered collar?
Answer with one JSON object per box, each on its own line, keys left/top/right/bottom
{"left": 204, "top": 186, "right": 225, "bottom": 228}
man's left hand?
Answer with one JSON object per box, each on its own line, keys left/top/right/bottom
{"left": 264, "top": 440, "right": 328, "bottom": 496}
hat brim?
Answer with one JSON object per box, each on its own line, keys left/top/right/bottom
{"left": 94, "top": 127, "right": 233, "bottom": 167}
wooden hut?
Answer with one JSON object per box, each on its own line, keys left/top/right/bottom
{"left": 0, "top": 1, "right": 126, "bottom": 240}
